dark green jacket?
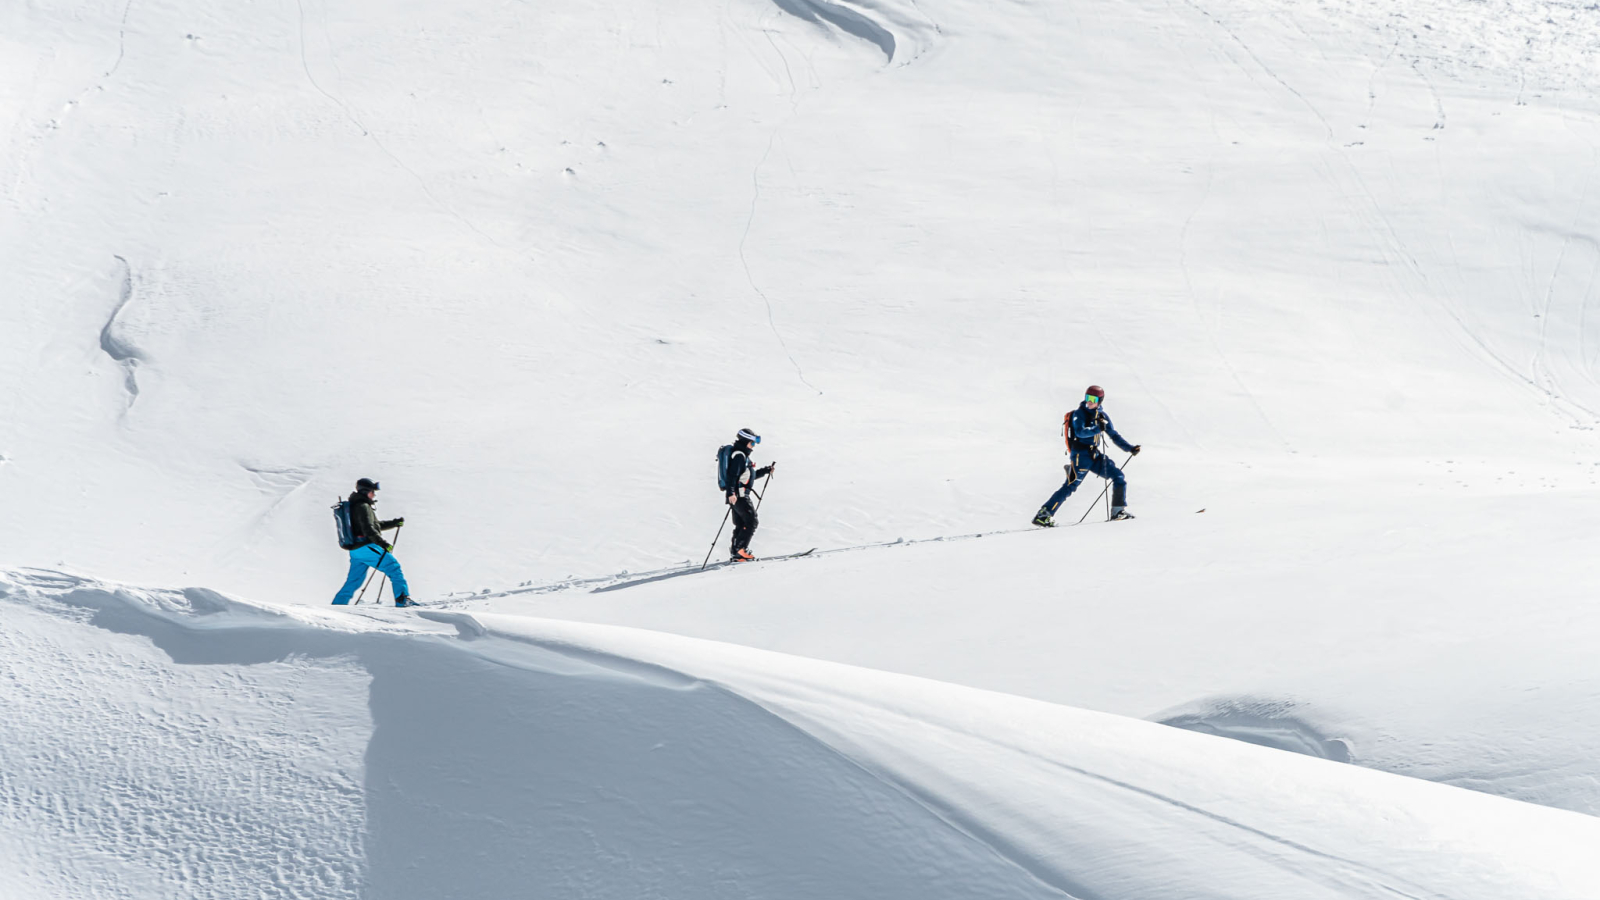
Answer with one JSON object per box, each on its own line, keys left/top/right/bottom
{"left": 349, "top": 493, "right": 400, "bottom": 549}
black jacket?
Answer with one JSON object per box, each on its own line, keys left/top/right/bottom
{"left": 349, "top": 492, "right": 401, "bottom": 549}
{"left": 724, "top": 447, "right": 772, "bottom": 500}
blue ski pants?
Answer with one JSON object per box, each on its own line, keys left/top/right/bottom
{"left": 331, "top": 544, "right": 410, "bottom": 605}
{"left": 1041, "top": 452, "right": 1126, "bottom": 516}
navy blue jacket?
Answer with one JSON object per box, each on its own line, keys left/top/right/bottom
{"left": 1066, "top": 403, "right": 1135, "bottom": 456}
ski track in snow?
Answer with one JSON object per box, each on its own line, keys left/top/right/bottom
{"left": 740, "top": 128, "right": 822, "bottom": 394}
{"left": 291, "top": 0, "right": 501, "bottom": 249}
{"left": 440, "top": 525, "right": 1049, "bottom": 602}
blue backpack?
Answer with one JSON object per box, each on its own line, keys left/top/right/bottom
{"left": 332, "top": 500, "right": 357, "bottom": 550}
{"left": 716, "top": 444, "right": 736, "bottom": 491}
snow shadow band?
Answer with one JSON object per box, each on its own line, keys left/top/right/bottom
{"left": 25, "top": 582, "right": 1067, "bottom": 900}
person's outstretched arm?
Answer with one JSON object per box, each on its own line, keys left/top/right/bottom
{"left": 1101, "top": 413, "right": 1137, "bottom": 453}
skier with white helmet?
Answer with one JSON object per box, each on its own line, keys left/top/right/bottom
{"left": 721, "top": 428, "right": 776, "bottom": 560}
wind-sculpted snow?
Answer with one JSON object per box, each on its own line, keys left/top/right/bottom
{"left": 7, "top": 569, "right": 1598, "bottom": 899}
{"left": 0, "top": 570, "right": 1059, "bottom": 899}
{"left": 0, "top": 573, "right": 368, "bottom": 900}
{"left": 770, "top": 0, "right": 941, "bottom": 64}
{"left": 768, "top": 0, "right": 903, "bottom": 63}
{"left": 430, "top": 610, "right": 1600, "bottom": 900}
{"left": 1156, "top": 696, "right": 1354, "bottom": 762}
{"left": 99, "top": 255, "right": 141, "bottom": 406}
{"left": 1263, "top": 0, "right": 1600, "bottom": 96}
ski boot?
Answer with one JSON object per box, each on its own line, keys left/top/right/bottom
{"left": 394, "top": 595, "right": 418, "bottom": 607}
{"left": 1031, "top": 509, "right": 1055, "bottom": 528}
{"left": 731, "top": 548, "right": 756, "bottom": 562}
{"left": 1108, "top": 507, "right": 1135, "bottom": 521}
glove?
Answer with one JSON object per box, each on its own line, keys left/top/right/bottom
{"left": 1130, "top": 445, "right": 1141, "bottom": 455}
{"left": 394, "top": 517, "right": 405, "bottom": 526}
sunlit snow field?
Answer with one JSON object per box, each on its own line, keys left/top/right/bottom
{"left": 5, "top": 0, "right": 1600, "bottom": 896}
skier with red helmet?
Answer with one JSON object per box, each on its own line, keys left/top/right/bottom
{"left": 1033, "top": 385, "right": 1141, "bottom": 526}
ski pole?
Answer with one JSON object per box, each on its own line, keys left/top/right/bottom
{"left": 701, "top": 506, "right": 733, "bottom": 571}
{"left": 702, "top": 469, "right": 773, "bottom": 570}
{"left": 753, "top": 468, "right": 774, "bottom": 513}
{"left": 1074, "top": 453, "right": 1136, "bottom": 525}
{"left": 1099, "top": 436, "right": 1110, "bottom": 522}
{"left": 355, "top": 523, "right": 402, "bottom": 605}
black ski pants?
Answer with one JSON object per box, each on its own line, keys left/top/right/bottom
{"left": 730, "top": 496, "right": 759, "bottom": 554}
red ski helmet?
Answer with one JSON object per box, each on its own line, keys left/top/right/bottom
{"left": 1085, "top": 385, "right": 1105, "bottom": 401}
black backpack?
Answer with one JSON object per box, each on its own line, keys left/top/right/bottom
{"left": 332, "top": 499, "right": 357, "bottom": 550}
{"left": 716, "top": 444, "right": 738, "bottom": 491}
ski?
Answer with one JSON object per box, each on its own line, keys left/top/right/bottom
{"left": 593, "top": 548, "right": 817, "bottom": 594}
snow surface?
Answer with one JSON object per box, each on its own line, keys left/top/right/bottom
{"left": 5, "top": 571, "right": 1600, "bottom": 899}
{"left": 6, "top": 0, "right": 1600, "bottom": 893}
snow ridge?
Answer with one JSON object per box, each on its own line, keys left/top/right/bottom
{"left": 768, "top": 0, "right": 939, "bottom": 65}
{"left": 0, "top": 571, "right": 1063, "bottom": 900}
{"left": 8, "top": 569, "right": 1600, "bottom": 899}
{"left": 99, "top": 255, "right": 141, "bottom": 406}
{"left": 1156, "top": 696, "right": 1354, "bottom": 762}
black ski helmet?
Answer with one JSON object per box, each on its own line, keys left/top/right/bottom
{"left": 356, "top": 477, "right": 381, "bottom": 492}
{"left": 736, "top": 428, "right": 761, "bottom": 445}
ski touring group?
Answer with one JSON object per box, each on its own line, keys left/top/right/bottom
{"left": 329, "top": 384, "right": 1139, "bottom": 606}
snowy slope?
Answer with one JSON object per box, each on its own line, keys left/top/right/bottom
{"left": 512, "top": 458, "right": 1600, "bottom": 816}
{"left": 5, "top": 570, "right": 1599, "bottom": 900}
{"left": 7, "top": 0, "right": 1600, "bottom": 600}
{"left": 7, "top": 0, "right": 1600, "bottom": 894}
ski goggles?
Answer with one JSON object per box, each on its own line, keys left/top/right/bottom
{"left": 1084, "top": 394, "right": 1102, "bottom": 404}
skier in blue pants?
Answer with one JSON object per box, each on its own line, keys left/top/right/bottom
{"left": 332, "top": 477, "right": 414, "bottom": 606}
{"left": 1033, "top": 385, "right": 1141, "bottom": 526}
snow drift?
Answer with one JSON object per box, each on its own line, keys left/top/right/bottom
{"left": 4, "top": 568, "right": 1599, "bottom": 900}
